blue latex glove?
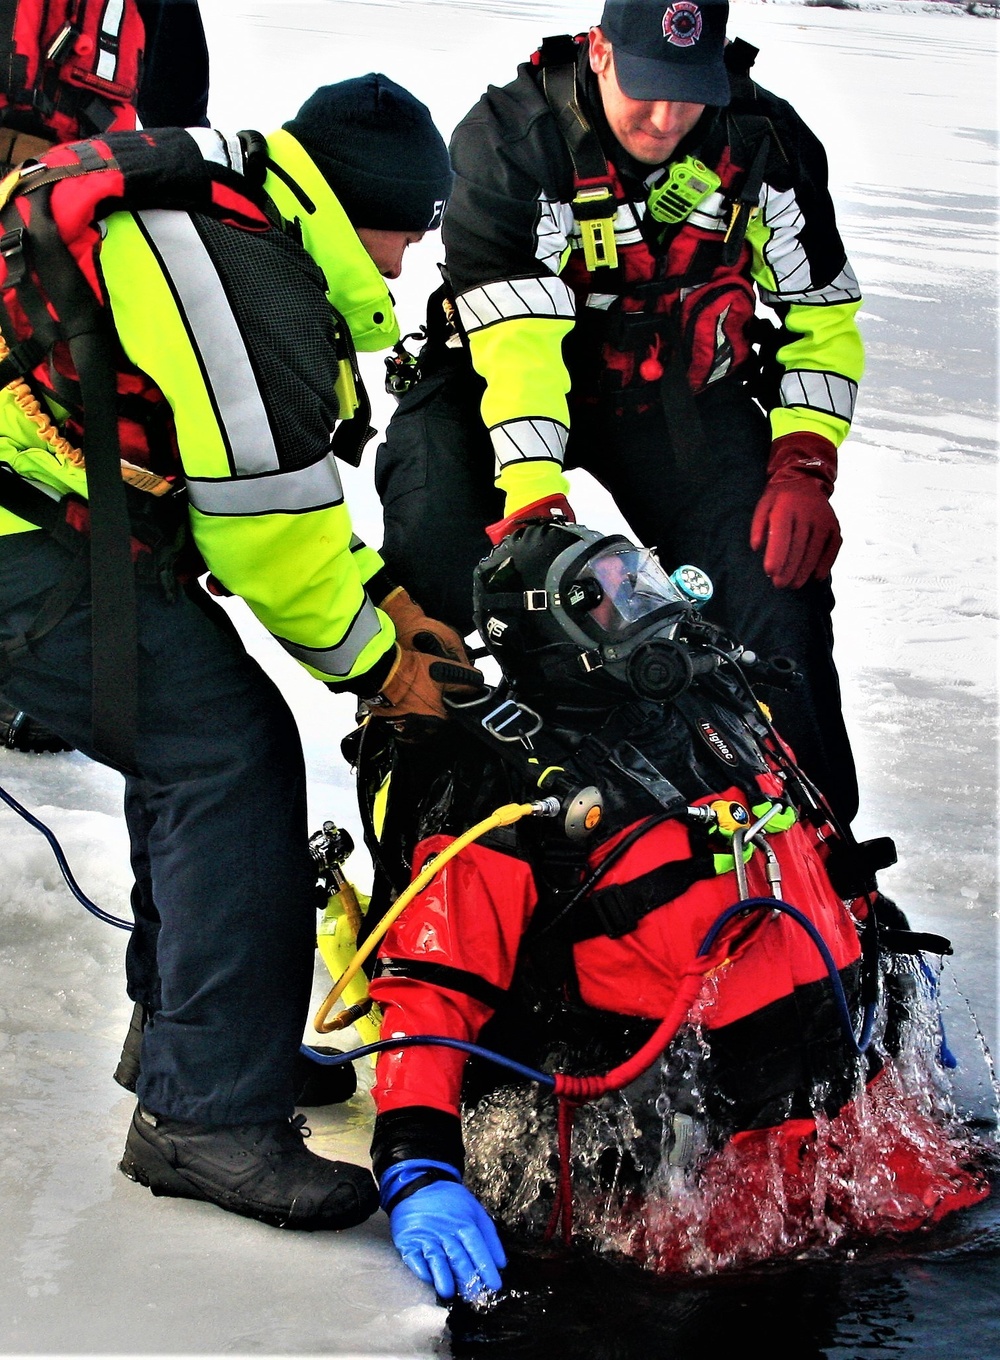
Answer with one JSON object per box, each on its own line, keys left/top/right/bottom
{"left": 381, "top": 1161, "right": 506, "bottom": 1301}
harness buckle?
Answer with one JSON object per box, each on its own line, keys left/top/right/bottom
{"left": 579, "top": 649, "right": 603, "bottom": 673}
{"left": 524, "top": 589, "right": 548, "bottom": 611}
{"left": 481, "top": 698, "right": 543, "bottom": 742}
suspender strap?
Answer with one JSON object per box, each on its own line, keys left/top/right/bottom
{"left": 540, "top": 43, "right": 619, "bottom": 271}
{"left": 539, "top": 47, "right": 613, "bottom": 185}
{"left": 721, "top": 122, "right": 771, "bottom": 267}
{"left": 18, "top": 179, "right": 139, "bottom": 770}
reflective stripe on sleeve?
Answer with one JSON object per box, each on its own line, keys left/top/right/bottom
{"left": 274, "top": 595, "right": 383, "bottom": 676}
{"left": 138, "top": 209, "right": 282, "bottom": 475}
{"left": 491, "top": 417, "right": 568, "bottom": 470}
{"left": 184, "top": 127, "right": 246, "bottom": 172}
{"left": 755, "top": 185, "right": 862, "bottom": 305}
{"left": 96, "top": 0, "right": 127, "bottom": 81}
{"left": 778, "top": 370, "right": 858, "bottom": 423}
{"left": 185, "top": 451, "right": 344, "bottom": 516}
{"left": 457, "top": 275, "right": 575, "bottom": 334}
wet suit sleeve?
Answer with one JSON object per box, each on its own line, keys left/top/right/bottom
{"left": 745, "top": 99, "right": 864, "bottom": 448}
{"left": 444, "top": 77, "right": 577, "bottom": 517}
{"left": 369, "top": 834, "right": 538, "bottom": 1169}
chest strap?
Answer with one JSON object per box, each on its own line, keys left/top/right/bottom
{"left": 565, "top": 846, "right": 716, "bottom": 942}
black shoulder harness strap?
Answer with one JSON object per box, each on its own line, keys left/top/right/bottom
{"left": 0, "top": 157, "right": 139, "bottom": 769}
{"left": 538, "top": 34, "right": 620, "bottom": 271}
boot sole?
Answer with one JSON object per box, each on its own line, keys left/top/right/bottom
{"left": 119, "top": 1123, "right": 373, "bottom": 1231}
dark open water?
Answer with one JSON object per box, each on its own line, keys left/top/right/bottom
{"left": 446, "top": 1200, "right": 1000, "bottom": 1360}
{"left": 441, "top": 993, "right": 1000, "bottom": 1360}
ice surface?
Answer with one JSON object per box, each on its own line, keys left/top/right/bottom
{"left": 0, "top": 2, "right": 996, "bottom": 1355}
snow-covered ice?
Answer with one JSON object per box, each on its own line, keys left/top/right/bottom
{"left": 0, "top": 3, "right": 996, "bottom": 1355}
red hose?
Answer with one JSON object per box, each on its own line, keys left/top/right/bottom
{"left": 553, "top": 964, "right": 709, "bottom": 1101}
{"left": 545, "top": 955, "right": 722, "bottom": 1244}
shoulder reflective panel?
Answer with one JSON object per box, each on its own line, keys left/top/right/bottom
{"left": 263, "top": 129, "right": 400, "bottom": 353}
{"left": 101, "top": 210, "right": 346, "bottom": 518}
{"left": 138, "top": 209, "right": 281, "bottom": 475}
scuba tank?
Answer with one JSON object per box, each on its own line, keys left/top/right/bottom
{"left": 309, "top": 821, "right": 384, "bottom": 1051}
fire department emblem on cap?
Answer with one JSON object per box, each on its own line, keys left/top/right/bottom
{"left": 662, "top": 2, "right": 703, "bottom": 46}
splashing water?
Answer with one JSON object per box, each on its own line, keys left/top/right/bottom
{"left": 462, "top": 955, "right": 999, "bottom": 1276}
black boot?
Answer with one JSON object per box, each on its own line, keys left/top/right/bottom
{"left": 114, "top": 1004, "right": 357, "bottom": 1107}
{"left": 119, "top": 1104, "right": 378, "bottom": 1230}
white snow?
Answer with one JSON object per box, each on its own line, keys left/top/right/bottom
{"left": 0, "top": 2, "right": 996, "bottom": 1355}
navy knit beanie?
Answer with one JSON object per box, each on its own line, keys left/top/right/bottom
{"left": 284, "top": 74, "right": 453, "bottom": 232}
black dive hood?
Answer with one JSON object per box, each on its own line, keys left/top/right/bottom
{"left": 472, "top": 521, "right": 714, "bottom": 711}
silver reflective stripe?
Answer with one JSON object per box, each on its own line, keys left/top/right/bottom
{"left": 96, "top": 0, "right": 126, "bottom": 82}
{"left": 186, "top": 452, "right": 344, "bottom": 516}
{"left": 138, "top": 209, "right": 281, "bottom": 475}
{"left": 185, "top": 127, "right": 245, "bottom": 172}
{"left": 779, "top": 370, "right": 858, "bottom": 423}
{"left": 457, "top": 275, "right": 575, "bottom": 334}
{"left": 275, "top": 597, "right": 382, "bottom": 676}
{"left": 688, "top": 191, "right": 727, "bottom": 232}
{"left": 757, "top": 185, "right": 862, "bottom": 304}
{"left": 491, "top": 417, "right": 568, "bottom": 471}
{"left": 536, "top": 196, "right": 573, "bottom": 273}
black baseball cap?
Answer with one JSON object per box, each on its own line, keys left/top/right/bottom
{"left": 599, "top": 0, "right": 731, "bottom": 107}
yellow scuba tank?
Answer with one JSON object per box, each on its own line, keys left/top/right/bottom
{"left": 308, "top": 822, "right": 384, "bottom": 1052}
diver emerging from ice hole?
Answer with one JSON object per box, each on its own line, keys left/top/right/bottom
{"left": 343, "top": 519, "right": 992, "bottom": 1300}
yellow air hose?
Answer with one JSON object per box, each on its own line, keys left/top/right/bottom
{"left": 312, "top": 800, "right": 537, "bottom": 1034}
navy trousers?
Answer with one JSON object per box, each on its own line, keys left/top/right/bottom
{"left": 0, "top": 531, "right": 319, "bottom": 1124}
{"left": 376, "top": 365, "right": 859, "bottom": 827}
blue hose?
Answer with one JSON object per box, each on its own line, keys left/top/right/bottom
{"left": 300, "top": 1035, "right": 556, "bottom": 1088}
{"left": 0, "top": 780, "right": 133, "bottom": 931}
{"left": 699, "top": 896, "right": 877, "bottom": 1053}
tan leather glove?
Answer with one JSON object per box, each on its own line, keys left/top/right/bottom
{"left": 379, "top": 586, "right": 472, "bottom": 666}
{"left": 361, "top": 644, "right": 483, "bottom": 740}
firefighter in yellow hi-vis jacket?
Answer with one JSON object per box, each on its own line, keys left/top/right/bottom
{"left": 0, "top": 75, "right": 479, "bottom": 1232}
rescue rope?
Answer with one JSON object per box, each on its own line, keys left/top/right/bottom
{"left": 0, "top": 330, "right": 85, "bottom": 464}
{"left": 0, "top": 329, "right": 173, "bottom": 496}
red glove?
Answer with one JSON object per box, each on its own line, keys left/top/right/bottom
{"left": 485, "top": 494, "right": 575, "bottom": 548}
{"left": 750, "top": 432, "right": 841, "bottom": 591}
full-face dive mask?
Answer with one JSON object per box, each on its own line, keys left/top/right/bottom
{"left": 472, "top": 522, "right": 713, "bottom": 708}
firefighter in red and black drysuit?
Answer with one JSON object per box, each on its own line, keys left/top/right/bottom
{"left": 375, "top": 0, "right": 865, "bottom": 829}
{"left": 366, "top": 521, "right": 989, "bottom": 1301}
{"left": 0, "top": 77, "right": 481, "bottom": 1230}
